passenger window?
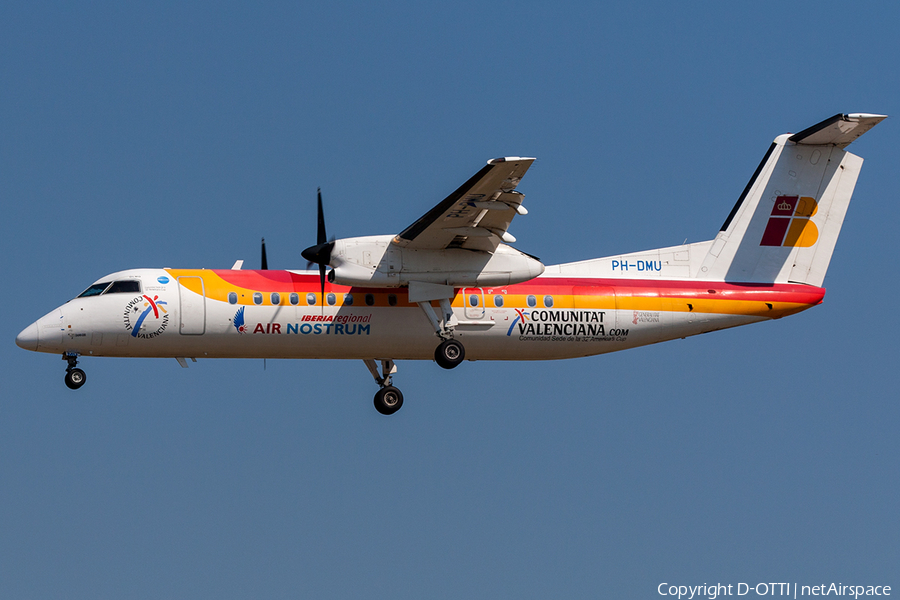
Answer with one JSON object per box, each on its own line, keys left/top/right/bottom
{"left": 105, "top": 280, "right": 141, "bottom": 294}
{"left": 365, "top": 294, "right": 375, "bottom": 306}
{"left": 228, "top": 292, "right": 238, "bottom": 305}
{"left": 526, "top": 295, "right": 537, "bottom": 308}
{"left": 289, "top": 293, "right": 299, "bottom": 306}
{"left": 253, "top": 292, "right": 263, "bottom": 305}
{"left": 543, "top": 295, "right": 554, "bottom": 308}
{"left": 469, "top": 294, "right": 479, "bottom": 307}
{"left": 326, "top": 293, "right": 336, "bottom": 306}
{"left": 271, "top": 293, "right": 281, "bottom": 305}
{"left": 77, "top": 282, "right": 111, "bottom": 298}
{"left": 343, "top": 293, "right": 354, "bottom": 306}
{"left": 307, "top": 293, "right": 316, "bottom": 306}
{"left": 388, "top": 294, "right": 397, "bottom": 306}
{"left": 494, "top": 295, "right": 504, "bottom": 307}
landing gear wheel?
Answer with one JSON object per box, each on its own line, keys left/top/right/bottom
{"left": 65, "top": 368, "right": 86, "bottom": 390}
{"left": 374, "top": 386, "right": 403, "bottom": 415}
{"left": 434, "top": 339, "right": 465, "bottom": 370}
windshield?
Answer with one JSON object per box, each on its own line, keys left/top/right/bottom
{"left": 76, "top": 280, "right": 142, "bottom": 298}
{"left": 105, "top": 280, "right": 141, "bottom": 294}
{"left": 77, "top": 282, "right": 111, "bottom": 298}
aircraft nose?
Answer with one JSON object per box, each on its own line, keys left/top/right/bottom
{"left": 16, "top": 322, "right": 39, "bottom": 352}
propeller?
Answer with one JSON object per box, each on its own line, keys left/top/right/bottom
{"left": 260, "top": 237, "right": 268, "bottom": 270}
{"left": 301, "top": 187, "right": 335, "bottom": 301}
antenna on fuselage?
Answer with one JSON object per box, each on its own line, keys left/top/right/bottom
{"left": 261, "top": 238, "right": 269, "bottom": 270}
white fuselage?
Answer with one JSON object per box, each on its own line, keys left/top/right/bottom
{"left": 18, "top": 264, "right": 823, "bottom": 363}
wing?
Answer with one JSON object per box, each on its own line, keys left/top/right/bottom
{"left": 393, "top": 157, "right": 535, "bottom": 252}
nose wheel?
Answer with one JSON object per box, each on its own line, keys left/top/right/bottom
{"left": 63, "top": 353, "right": 86, "bottom": 390}
{"left": 65, "top": 368, "right": 86, "bottom": 390}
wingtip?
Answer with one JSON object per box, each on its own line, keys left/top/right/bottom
{"left": 847, "top": 113, "right": 887, "bottom": 120}
{"left": 487, "top": 156, "right": 537, "bottom": 165}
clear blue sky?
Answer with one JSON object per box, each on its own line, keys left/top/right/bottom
{"left": 2, "top": 2, "right": 897, "bottom": 598}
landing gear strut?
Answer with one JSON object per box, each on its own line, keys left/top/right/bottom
{"left": 364, "top": 359, "right": 404, "bottom": 415}
{"left": 416, "top": 297, "right": 466, "bottom": 370}
{"left": 63, "top": 352, "right": 86, "bottom": 390}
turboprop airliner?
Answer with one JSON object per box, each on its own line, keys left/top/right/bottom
{"left": 16, "top": 113, "right": 885, "bottom": 414}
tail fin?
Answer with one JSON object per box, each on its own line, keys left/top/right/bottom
{"left": 699, "top": 113, "right": 885, "bottom": 286}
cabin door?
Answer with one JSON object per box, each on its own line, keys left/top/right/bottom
{"left": 177, "top": 276, "right": 206, "bottom": 335}
{"left": 463, "top": 288, "right": 485, "bottom": 319}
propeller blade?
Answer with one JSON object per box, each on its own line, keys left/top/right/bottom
{"left": 316, "top": 187, "right": 327, "bottom": 245}
{"left": 301, "top": 187, "right": 334, "bottom": 304}
{"left": 260, "top": 237, "right": 268, "bottom": 270}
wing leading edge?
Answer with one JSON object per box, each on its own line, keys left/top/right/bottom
{"left": 394, "top": 157, "right": 535, "bottom": 253}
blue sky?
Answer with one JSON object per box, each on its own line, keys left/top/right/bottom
{"left": 2, "top": 2, "right": 898, "bottom": 598}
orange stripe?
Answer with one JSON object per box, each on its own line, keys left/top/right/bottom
{"left": 165, "top": 270, "right": 824, "bottom": 317}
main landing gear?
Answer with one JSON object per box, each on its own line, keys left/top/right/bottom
{"left": 63, "top": 352, "right": 86, "bottom": 390}
{"left": 415, "top": 295, "right": 466, "bottom": 371}
{"left": 364, "top": 359, "right": 403, "bottom": 415}
{"left": 434, "top": 338, "right": 465, "bottom": 369}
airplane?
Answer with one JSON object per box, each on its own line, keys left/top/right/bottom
{"left": 16, "top": 113, "right": 885, "bottom": 415}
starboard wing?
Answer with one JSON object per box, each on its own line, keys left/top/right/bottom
{"left": 393, "top": 157, "right": 535, "bottom": 252}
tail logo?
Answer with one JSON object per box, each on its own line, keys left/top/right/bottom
{"left": 760, "top": 195, "right": 819, "bottom": 247}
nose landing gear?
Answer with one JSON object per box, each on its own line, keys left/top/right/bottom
{"left": 63, "top": 352, "right": 86, "bottom": 390}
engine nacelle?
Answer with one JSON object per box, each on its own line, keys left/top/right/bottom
{"left": 326, "top": 235, "right": 544, "bottom": 288}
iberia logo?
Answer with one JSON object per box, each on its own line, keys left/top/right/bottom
{"left": 232, "top": 307, "right": 248, "bottom": 333}
{"left": 123, "top": 295, "right": 169, "bottom": 338}
{"left": 507, "top": 308, "right": 530, "bottom": 336}
{"left": 760, "top": 195, "right": 819, "bottom": 247}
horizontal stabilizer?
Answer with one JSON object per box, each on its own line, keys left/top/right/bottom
{"left": 789, "top": 113, "right": 887, "bottom": 148}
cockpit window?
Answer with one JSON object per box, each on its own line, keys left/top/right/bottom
{"left": 77, "top": 282, "right": 112, "bottom": 298}
{"left": 105, "top": 280, "right": 142, "bottom": 294}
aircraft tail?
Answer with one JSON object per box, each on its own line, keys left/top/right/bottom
{"left": 698, "top": 113, "right": 885, "bottom": 286}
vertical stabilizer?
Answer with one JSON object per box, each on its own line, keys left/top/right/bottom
{"left": 698, "top": 113, "right": 885, "bottom": 286}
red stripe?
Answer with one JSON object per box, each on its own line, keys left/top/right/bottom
{"left": 506, "top": 277, "right": 825, "bottom": 304}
